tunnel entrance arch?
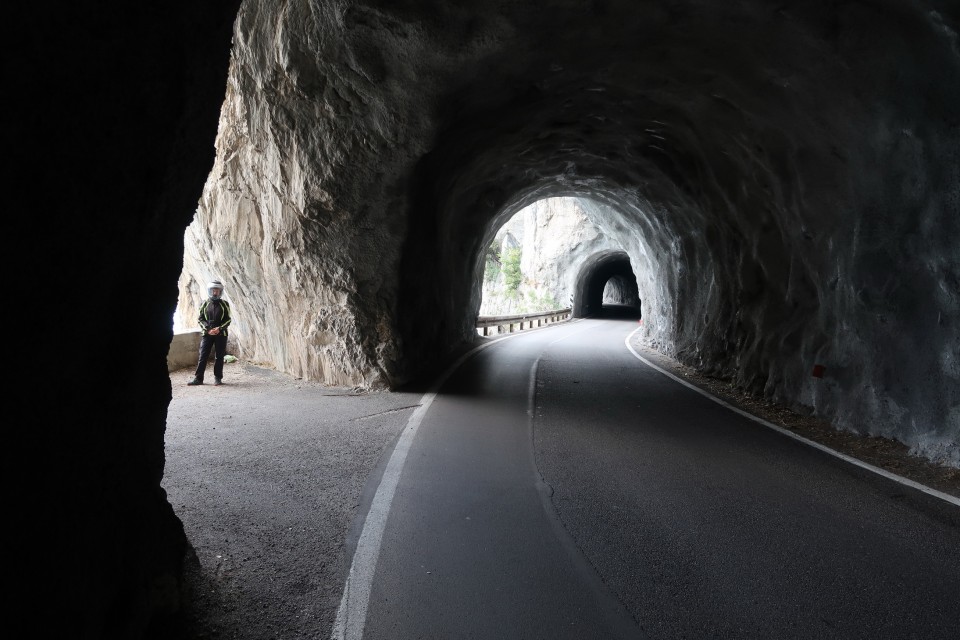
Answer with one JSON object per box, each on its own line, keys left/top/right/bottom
{"left": 477, "top": 197, "right": 615, "bottom": 319}
{"left": 572, "top": 250, "right": 640, "bottom": 319}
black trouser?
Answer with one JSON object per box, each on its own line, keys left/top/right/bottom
{"left": 194, "top": 333, "right": 227, "bottom": 381}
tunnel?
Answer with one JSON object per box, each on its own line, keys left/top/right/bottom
{"left": 15, "top": 1, "right": 959, "bottom": 636}
{"left": 572, "top": 250, "right": 641, "bottom": 319}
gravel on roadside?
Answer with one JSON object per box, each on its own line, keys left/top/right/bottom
{"left": 157, "top": 362, "right": 419, "bottom": 639}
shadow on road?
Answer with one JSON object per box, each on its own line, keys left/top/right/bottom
{"left": 587, "top": 303, "right": 641, "bottom": 320}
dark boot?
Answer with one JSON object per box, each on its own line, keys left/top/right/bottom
{"left": 187, "top": 378, "right": 203, "bottom": 386}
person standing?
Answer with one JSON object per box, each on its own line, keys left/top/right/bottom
{"left": 188, "top": 280, "right": 233, "bottom": 386}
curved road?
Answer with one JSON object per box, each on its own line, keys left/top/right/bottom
{"left": 335, "top": 318, "right": 960, "bottom": 639}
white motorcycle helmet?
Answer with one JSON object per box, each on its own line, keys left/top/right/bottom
{"left": 207, "top": 280, "right": 225, "bottom": 300}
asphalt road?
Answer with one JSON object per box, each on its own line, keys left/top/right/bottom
{"left": 341, "top": 318, "right": 960, "bottom": 640}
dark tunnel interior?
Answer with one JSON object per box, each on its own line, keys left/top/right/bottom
{"left": 12, "top": 1, "right": 959, "bottom": 636}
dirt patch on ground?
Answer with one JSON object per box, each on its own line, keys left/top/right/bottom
{"left": 629, "top": 339, "right": 960, "bottom": 499}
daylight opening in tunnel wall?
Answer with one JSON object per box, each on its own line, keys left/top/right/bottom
{"left": 474, "top": 196, "right": 665, "bottom": 331}
{"left": 479, "top": 197, "right": 630, "bottom": 317}
{"left": 602, "top": 277, "right": 636, "bottom": 306}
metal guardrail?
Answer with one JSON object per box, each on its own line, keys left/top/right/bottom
{"left": 476, "top": 308, "right": 572, "bottom": 336}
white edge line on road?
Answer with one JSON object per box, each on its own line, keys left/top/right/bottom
{"left": 625, "top": 327, "right": 960, "bottom": 508}
{"left": 331, "top": 320, "right": 584, "bottom": 639}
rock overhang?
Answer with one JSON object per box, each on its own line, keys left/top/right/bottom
{"left": 182, "top": 0, "right": 959, "bottom": 463}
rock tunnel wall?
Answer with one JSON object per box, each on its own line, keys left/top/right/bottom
{"left": 181, "top": 0, "right": 959, "bottom": 465}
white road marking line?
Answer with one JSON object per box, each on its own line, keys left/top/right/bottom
{"left": 624, "top": 327, "right": 960, "bottom": 507}
{"left": 330, "top": 320, "right": 584, "bottom": 639}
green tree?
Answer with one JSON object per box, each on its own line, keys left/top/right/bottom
{"left": 502, "top": 247, "right": 522, "bottom": 291}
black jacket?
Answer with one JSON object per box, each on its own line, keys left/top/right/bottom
{"left": 198, "top": 298, "right": 232, "bottom": 337}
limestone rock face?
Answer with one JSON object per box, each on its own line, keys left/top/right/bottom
{"left": 181, "top": 0, "right": 959, "bottom": 464}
